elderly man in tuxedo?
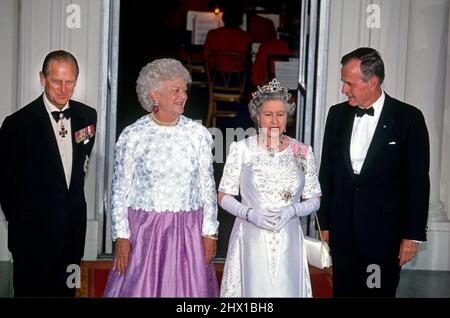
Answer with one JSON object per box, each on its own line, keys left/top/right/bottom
{"left": 0, "top": 50, "right": 97, "bottom": 297}
{"left": 318, "top": 47, "right": 430, "bottom": 297}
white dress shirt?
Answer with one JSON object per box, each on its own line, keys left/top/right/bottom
{"left": 43, "top": 94, "right": 73, "bottom": 187}
{"left": 350, "top": 91, "right": 385, "bottom": 174}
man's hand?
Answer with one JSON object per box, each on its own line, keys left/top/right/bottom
{"left": 398, "top": 239, "right": 418, "bottom": 266}
{"left": 113, "top": 238, "right": 131, "bottom": 275}
{"left": 202, "top": 236, "right": 217, "bottom": 265}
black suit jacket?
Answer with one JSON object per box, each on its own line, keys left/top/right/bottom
{"left": 0, "top": 95, "right": 97, "bottom": 261}
{"left": 318, "top": 93, "right": 430, "bottom": 261}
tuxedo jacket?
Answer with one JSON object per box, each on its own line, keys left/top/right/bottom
{"left": 318, "top": 93, "right": 430, "bottom": 262}
{"left": 0, "top": 95, "right": 97, "bottom": 261}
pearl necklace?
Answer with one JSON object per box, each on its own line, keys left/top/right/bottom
{"left": 150, "top": 112, "right": 179, "bottom": 127}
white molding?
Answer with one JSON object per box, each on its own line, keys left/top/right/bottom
{"left": 313, "top": 0, "right": 331, "bottom": 163}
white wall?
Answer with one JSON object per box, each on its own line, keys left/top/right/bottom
{"left": 441, "top": 3, "right": 450, "bottom": 231}
{"left": 0, "top": 0, "right": 105, "bottom": 261}
{"left": 322, "top": 0, "right": 450, "bottom": 270}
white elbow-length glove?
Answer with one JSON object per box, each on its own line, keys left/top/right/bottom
{"left": 221, "top": 194, "right": 277, "bottom": 231}
{"left": 274, "top": 197, "right": 321, "bottom": 231}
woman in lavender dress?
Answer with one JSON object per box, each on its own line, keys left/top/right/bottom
{"left": 103, "top": 58, "right": 219, "bottom": 297}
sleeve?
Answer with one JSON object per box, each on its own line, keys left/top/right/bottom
{"left": 404, "top": 109, "right": 430, "bottom": 241}
{"left": 198, "top": 129, "right": 219, "bottom": 236}
{"left": 302, "top": 145, "right": 322, "bottom": 199}
{"left": 251, "top": 45, "right": 267, "bottom": 87}
{"left": 317, "top": 107, "right": 336, "bottom": 230}
{"left": 110, "top": 129, "right": 135, "bottom": 241}
{"left": 218, "top": 141, "right": 243, "bottom": 196}
{"left": 0, "top": 115, "right": 18, "bottom": 221}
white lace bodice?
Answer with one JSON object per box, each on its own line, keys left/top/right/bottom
{"left": 110, "top": 115, "right": 219, "bottom": 240}
{"left": 218, "top": 136, "right": 321, "bottom": 297}
{"left": 218, "top": 135, "right": 321, "bottom": 210}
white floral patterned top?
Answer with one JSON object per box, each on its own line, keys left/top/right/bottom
{"left": 110, "top": 115, "right": 219, "bottom": 240}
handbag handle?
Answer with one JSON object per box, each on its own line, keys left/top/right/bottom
{"left": 297, "top": 144, "right": 325, "bottom": 243}
{"left": 313, "top": 212, "right": 324, "bottom": 242}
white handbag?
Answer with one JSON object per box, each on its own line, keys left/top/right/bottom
{"left": 304, "top": 213, "right": 332, "bottom": 269}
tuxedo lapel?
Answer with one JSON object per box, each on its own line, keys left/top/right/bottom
{"left": 359, "top": 94, "right": 396, "bottom": 176}
{"left": 33, "top": 96, "right": 68, "bottom": 188}
{"left": 341, "top": 105, "right": 357, "bottom": 181}
{"left": 69, "top": 102, "right": 86, "bottom": 190}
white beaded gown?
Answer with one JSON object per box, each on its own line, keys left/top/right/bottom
{"left": 218, "top": 135, "right": 321, "bottom": 297}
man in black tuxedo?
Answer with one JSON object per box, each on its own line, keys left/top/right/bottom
{"left": 0, "top": 50, "right": 97, "bottom": 297}
{"left": 318, "top": 47, "right": 429, "bottom": 297}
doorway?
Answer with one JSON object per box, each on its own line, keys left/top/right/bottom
{"left": 99, "top": 0, "right": 329, "bottom": 258}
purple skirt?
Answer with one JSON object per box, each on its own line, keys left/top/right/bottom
{"left": 103, "top": 207, "right": 219, "bottom": 297}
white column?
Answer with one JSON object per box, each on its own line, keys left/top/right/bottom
{"left": 402, "top": 0, "right": 450, "bottom": 271}
{"left": 441, "top": 2, "right": 450, "bottom": 222}
{"left": 404, "top": 0, "right": 448, "bottom": 223}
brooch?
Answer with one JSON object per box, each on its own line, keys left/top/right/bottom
{"left": 281, "top": 190, "right": 293, "bottom": 202}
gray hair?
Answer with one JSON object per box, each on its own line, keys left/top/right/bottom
{"left": 248, "top": 79, "right": 296, "bottom": 123}
{"left": 136, "top": 58, "right": 191, "bottom": 112}
{"left": 341, "top": 47, "right": 385, "bottom": 85}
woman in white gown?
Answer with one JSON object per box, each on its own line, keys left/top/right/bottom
{"left": 218, "top": 79, "right": 322, "bottom": 297}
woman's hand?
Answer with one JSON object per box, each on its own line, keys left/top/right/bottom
{"left": 113, "top": 238, "right": 132, "bottom": 275}
{"left": 202, "top": 236, "right": 217, "bottom": 265}
{"left": 320, "top": 230, "right": 329, "bottom": 245}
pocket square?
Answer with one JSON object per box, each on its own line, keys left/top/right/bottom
{"left": 389, "top": 141, "right": 396, "bottom": 145}
{"left": 75, "top": 124, "right": 95, "bottom": 144}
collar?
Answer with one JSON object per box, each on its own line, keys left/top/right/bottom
{"left": 357, "top": 91, "right": 385, "bottom": 116}
{"left": 43, "top": 93, "right": 70, "bottom": 114}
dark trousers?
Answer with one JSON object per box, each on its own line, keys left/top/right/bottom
{"left": 12, "top": 231, "right": 80, "bottom": 297}
{"left": 332, "top": 251, "right": 401, "bottom": 297}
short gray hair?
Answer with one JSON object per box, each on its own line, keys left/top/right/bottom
{"left": 136, "top": 58, "right": 191, "bottom": 112}
{"left": 248, "top": 79, "right": 296, "bottom": 123}
{"left": 341, "top": 47, "right": 385, "bottom": 85}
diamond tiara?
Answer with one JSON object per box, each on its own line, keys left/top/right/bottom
{"left": 252, "top": 79, "right": 290, "bottom": 99}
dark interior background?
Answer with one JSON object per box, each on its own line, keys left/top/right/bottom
{"left": 116, "top": 0, "right": 301, "bottom": 258}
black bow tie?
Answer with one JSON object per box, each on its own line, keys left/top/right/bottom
{"left": 51, "top": 109, "right": 71, "bottom": 122}
{"left": 355, "top": 107, "right": 374, "bottom": 117}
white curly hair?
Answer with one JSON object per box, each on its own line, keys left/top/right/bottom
{"left": 136, "top": 58, "right": 191, "bottom": 112}
{"left": 248, "top": 79, "right": 296, "bottom": 123}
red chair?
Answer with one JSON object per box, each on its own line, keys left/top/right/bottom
{"left": 205, "top": 51, "right": 248, "bottom": 127}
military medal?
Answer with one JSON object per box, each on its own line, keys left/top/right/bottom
{"left": 59, "top": 121, "right": 67, "bottom": 138}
